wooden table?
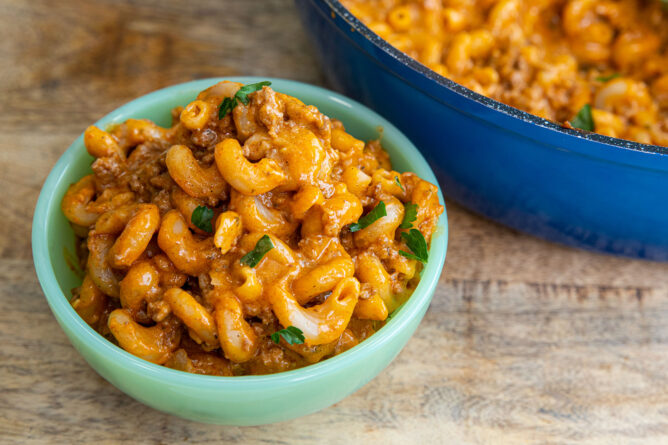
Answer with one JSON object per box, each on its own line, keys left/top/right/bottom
{"left": 2, "top": 1, "right": 667, "bottom": 443}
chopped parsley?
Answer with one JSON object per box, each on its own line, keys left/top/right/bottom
{"left": 218, "top": 97, "right": 237, "bottom": 118}
{"left": 595, "top": 73, "right": 620, "bottom": 82}
{"left": 218, "top": 81, "right": 272, "bottom": 119}
{"left": 399, "top": 202, "right": 418, "bottom": 229}
{"left": 395, "top": 176, "right": 405, "bottom": 192}
{"left": 271, "top": 326, "right": 305, "bottom": 345}
{"left": 349, "top": 201, "right": 387, "bottom": 232}
{"left": 571, "top": 104, "right": 594, "bottom": 132}
{"left": 240, "top": 234, "right": 274, "bottom": 267}
{"left": 191, "top": 205, "right": 214, "bottom": 233}
{"left": 399, "top": 228, "right": 429, "bottom": 264}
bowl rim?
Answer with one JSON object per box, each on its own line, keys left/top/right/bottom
{"left": 319, "top": 0, "right": 668, "bottom": 157}
{"left": 32, "top": 76, "right": 448, "bottom": 388}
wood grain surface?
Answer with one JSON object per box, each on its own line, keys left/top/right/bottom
{"left": 1, "top": 0, "right": 668, "bottom": 443}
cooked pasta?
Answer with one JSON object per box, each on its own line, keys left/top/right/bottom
{"left": 341, "top": 0, "right": 668, "bottom": 146}
{"left": 62, "top": 81, "right": 443, "bottom": 376}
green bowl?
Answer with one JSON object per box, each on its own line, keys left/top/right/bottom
{"left": 32, "top": 77, "right": 448, "bottom": 425}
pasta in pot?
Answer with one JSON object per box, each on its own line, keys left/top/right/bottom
{"left": 341, "top": 0, "right": 668, "bottom": 147}
{"left": 62, "top": 81, "right": 443, "bottom": 376}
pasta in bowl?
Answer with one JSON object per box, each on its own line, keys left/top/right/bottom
{"left": 33, "top": 78, "right": 447, "bottom": 423}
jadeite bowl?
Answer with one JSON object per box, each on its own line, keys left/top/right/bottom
{"left": 32, "top": 77, "right": 448, "bottom": 425}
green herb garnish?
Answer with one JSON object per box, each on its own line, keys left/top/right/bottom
{"left": 395, "top": 176, "right": 405, "bottom": 192}
{"left": 400, "top": 202, "right": 418, "bottom": 229}
{"left": 595, "top": 73, "right": 620, "bottom": 82}
{"left": 349, "top": 201, "right": 387, "bottom": 232}
{"left": 218, "top": 81, "right": 272, "bottom": 119}
{"left": 571, "top": 104, "right": 594, "bottom": 132}
{"left": 240, "top": 234, "right": 274, "bottom": 267}
{"left": 271, "top": 326, "right": 305, "bottom": 345}
{"left": 218, "top": 97, "right": 237, "bottom": 118}
{"left": 399, "top": 229, "right": 429, "bottom": 264}
{"left": 191, "top": 205, "right": 214, "bottom": 233}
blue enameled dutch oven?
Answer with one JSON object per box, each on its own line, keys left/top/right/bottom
{"left": 296, "top": 0, "right": 668, "bottom": 261}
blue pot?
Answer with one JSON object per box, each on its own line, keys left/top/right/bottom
{"left": 296, "top": 0, "right": 668, "bottom": 260}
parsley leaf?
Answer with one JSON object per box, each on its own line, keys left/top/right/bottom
{"left": 240, "top": 234, "right": 274, "bottom": 267}
{"left": 218, "top": 97, "right": 237, "bottom": 119}
{"left": 236, "top": 81, "right": 272, "bottom": 105}
{"left": 191, "top": 205, "right": 214, "bottom": 233}
{"left": 271, "top": 326, "right": 305, "bottom": 345}
{"left": 218, "top": 81, "right": 272, "bottom": 119}
{"left": 395, "top": 176, "right": 405, "bottom": 192}
{"left": 399, "top": 228, "right": 429, "bottom": 264}
{"left": 349, "top": 201, "right": 387, "bottom": 232}
{"left": 400, "top": 202, "right": 418, "bottom": 229}
{"left": 595, "top": 73, "right": 620, "bottom": 82}
{"left": 571, "top": 104, "right": 594, "bottom": 132}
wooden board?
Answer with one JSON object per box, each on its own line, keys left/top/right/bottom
{"left": 1, "top": 0, "right": 667, "bottom": 443}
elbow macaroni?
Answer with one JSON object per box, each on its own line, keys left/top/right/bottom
{"left": 62, "top": 81, "right": 443, "bottom": 375}
{"left": 342, "top": 0, "right": 668, "bottom": 147}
